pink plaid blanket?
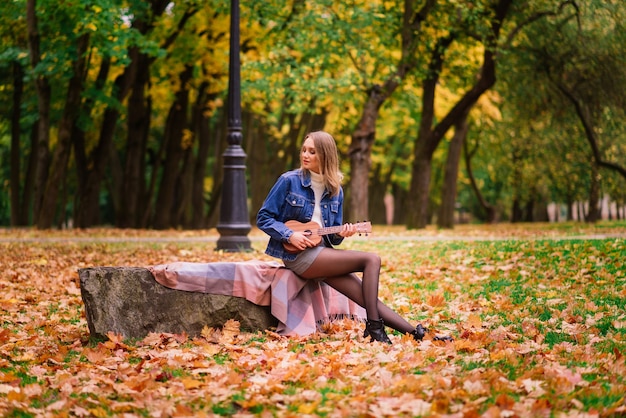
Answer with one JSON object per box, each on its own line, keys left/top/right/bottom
{"left": 148, "top": 260, "right": 365, "bottom": 336}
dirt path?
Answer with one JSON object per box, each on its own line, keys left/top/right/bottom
{"left": 1, "top": 228, "right": 625, "bottom": 243}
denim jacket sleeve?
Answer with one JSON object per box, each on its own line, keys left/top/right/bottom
{"left": 256, "top": 172, "right": 295, "bottom": 243}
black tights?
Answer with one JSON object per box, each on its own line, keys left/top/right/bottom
{"left": 299, "top": 248, "right": 415, "bottom": 334}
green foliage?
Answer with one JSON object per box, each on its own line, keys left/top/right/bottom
{"left": 0, "top": 0, "right": 625, "bottom": 228}
{"left": 484, "top": 0, "right": 626, "bottom": 220}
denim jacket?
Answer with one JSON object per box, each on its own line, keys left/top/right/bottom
{"left": 256, "top": 169, "right": 344, "bottom": 261}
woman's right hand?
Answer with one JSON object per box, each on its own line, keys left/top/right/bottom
{"left": 288, "top": 231, "right": 315, "bottom": 251}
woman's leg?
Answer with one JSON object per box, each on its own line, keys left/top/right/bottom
{"left": 299, "top": 248, "right": 448, "bottom": 342}
{"left": 300, "top": 248, "right": 382, "bottom": 321}
{"left": 323, "top": 272, "right": 415, "bottom": 334}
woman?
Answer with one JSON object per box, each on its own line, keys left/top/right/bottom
{"left": 256, "top": 131, "right": 429, "bottom": 344}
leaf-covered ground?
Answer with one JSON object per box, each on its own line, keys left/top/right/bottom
{"left": 1, "top": 222, "right": 625, "bottom": 417}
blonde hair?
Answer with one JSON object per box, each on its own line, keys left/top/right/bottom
{"left": 301, "top": 131, "right": 344, "bottom": 196}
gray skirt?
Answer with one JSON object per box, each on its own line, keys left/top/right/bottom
{"left": 283, "top": 245, "right": 325, "bottom": 275}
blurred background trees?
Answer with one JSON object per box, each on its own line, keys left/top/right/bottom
{"left": 1, "top": 0, "right": 624, "bottom": 229}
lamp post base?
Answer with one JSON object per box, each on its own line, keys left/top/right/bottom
{"left": 216, "top": 224, "right": 252, "bottom": 252}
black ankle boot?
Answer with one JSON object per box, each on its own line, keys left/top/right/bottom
{"left": 410, "top": 324, "right": 428, "bottom": 341}
{"left": 364, "top": 319, "right": 392, "bottom": 344}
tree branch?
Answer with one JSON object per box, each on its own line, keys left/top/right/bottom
{"left": 502, "top": 0, "right": 580, "bottom": 51}
{"left": 163, "top": 7, "right": 200, "bottom": 52}
{"left": 552, "top": 77, "right": 626, "bottom": 180}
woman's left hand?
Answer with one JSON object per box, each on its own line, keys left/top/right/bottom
{"left": 338, "top": 222, "right": 357, "bottom": 238}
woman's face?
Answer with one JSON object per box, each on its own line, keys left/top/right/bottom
{"left": 301, "top": 137, "right": 320, "bottom": 173}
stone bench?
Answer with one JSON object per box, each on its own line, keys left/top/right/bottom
{"left": 79, "top": 267, "right": 278, "bottom": 341}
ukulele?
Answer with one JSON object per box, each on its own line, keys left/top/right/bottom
{"left": 283, "top": 220, "right": 372, "bottom": 253}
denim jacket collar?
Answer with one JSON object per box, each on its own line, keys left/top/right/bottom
{"left": 299, "top": 169, "right": 311, "bottom": 188}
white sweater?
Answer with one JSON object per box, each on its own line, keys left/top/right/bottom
{"left": 310, "top": 171, "right": 325, "bottom": 227}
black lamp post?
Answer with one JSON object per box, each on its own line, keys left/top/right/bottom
{"left": 216, "top": 0, "right": 252, "bottom": 251}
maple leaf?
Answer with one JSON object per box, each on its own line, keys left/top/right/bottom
{"left": 0, "top": 328, "right": 11, "bottom": 344}
{"left": 467, "top": 313, "right": 483, "bottom": 329}
{"left": 180, "top": 377, "right": 204, "bottom": 390}
{"left": 70, "top": 406, "right": 92, "bottom": 417}
{"left": 82, "top": 347, "right": 108, "bottom": 364}
{"left": 104, "top": 331, "right": 132, "bottom": 351}
{"left": 201, "top": 325, "right": 216, "bottom": 341}
{"left": 139, "top": 332, "right": 165, "bottom": 347}
{"left": 520, "top": 378, "right": 546, "bottom": 397}
{"left": 463, "top": 379, "right": 487, "bottom": 395}
{"left": 427, "top": 292, "right": 447, "bottom": 308}
{"left": 219, "top": 319, "right": 241, "bottom": 344}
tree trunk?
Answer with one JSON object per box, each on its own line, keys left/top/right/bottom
{"left": 392, "top": 184, "right": 409, "bottom": 225}
{"left": 20, "top": 124, "right": 38, "bottom": 225}
{"left": 174, "top": 145, "right": 195, "bottom": 228}
{"left": 406, "top": 37, "right": 449, "bottom": 229}
{"left": 75, "top": 109, "right": 120, "bottom": 227}
{"left": 105, "top": 131, "right": 126, "bottom": 224}
{"left": 347, "top": 0, "right": 436, "bottom": 223}
{"left": 141, "top": 140, "right": 163, "bottom": 228}
{"left": 248, "top": 115, "right": 271, "bottom": 225}
{"left": 73, "top": 57, "right": 110, "bottom": 226}
{"left": 119, "top": 52, "right": 152, "bottom": 228}
{"left": 191, "top": 84, "right": 213, "bottom": 229}
{"left": 368, "top": 134, "right": 404, "bottom": 225}
{"left": 349, "top": 94, "right": 381, "bottom": 222}
{"left": 463, "top": 133, "right": 496, "bottom": 223}
{"left": 282, "top": 111, "right": 302, "bottom": 171}
{"left": 153, "top": 66, "right": 193, "bottom": 229}
{"left": 577, "top": 202, "right": 584, "bottom": 221}
{"left": 409, "top": 148, "right": 433, "bottom": 227}
{"left": 206, "top": 112, "right": 228, "bottom": 228}
{"left": 368, "top": 165, "right": 388, "bottom": 225}
{"left": 565, "top": 196, "right": 574, "bottom": 221}
{"left": 511, "top": 198, "right": 523, "bottom": 223}
{"left": 524, "top": 198, "right": 535, "bottom": 222}
{"left": 586, "top": 163, "right": 601, "bottom": 223}
{"left": 174, "top": 81, "right": 205, "bottom": 229}
{"left": 406, "top": 0, "right": 513, "bottom": 229}
{"left": 26, "top": 0, "right": 51, "bottom": 226}
{"left": 75, "top": 50, "right": 138, "bottom": 228}
{"left": 37, "top": 33, "right": 90, "bottom": 229}
{"left": 438, "top": 112, "right": 469, "bottom": 228}
{"left": 10, "top": 61, "right": 24, "bottom": 226}
{"left": 75, "top": 2, "right": 176, "bottom": 228}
